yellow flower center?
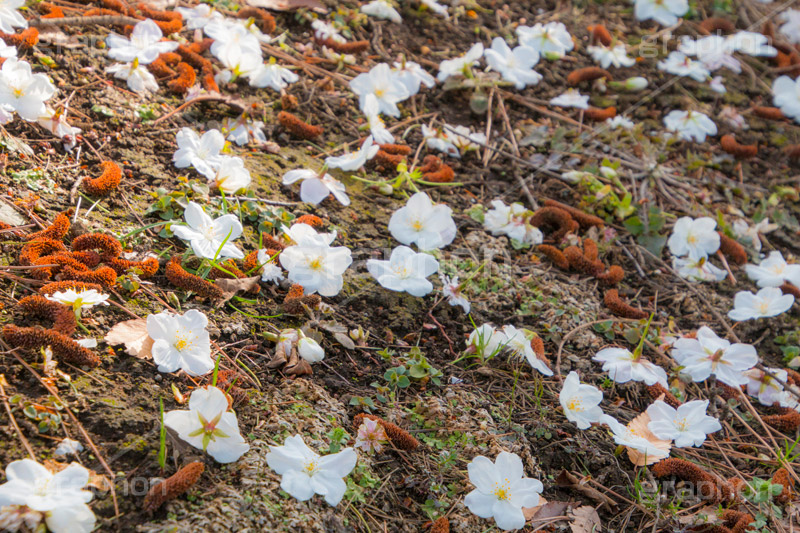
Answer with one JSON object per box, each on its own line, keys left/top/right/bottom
{"left": 687, "top": 234, "right": 698, "bottom": 245}
{"left": 303, "top": 460, "right": 318, "bottom": 474}
{"left": 411, "top": 219, "right": 424, "bottom": 231}
{"left": 567, "top": 397, "right": 583, "bottom": 412}
{"left": 174, "top": 333, "right": 190, "bottom": 351}
{"left": 758, "top": 301, "right": 770, "bottom": 315}
{"left": 492, "top": 480, "right": 511, "bottom": 501}
{"left": 309, "top": 257, "right": 324, "bottom": 271}
{"left": 375, "top": 88, "right": 386, "bottom": 98}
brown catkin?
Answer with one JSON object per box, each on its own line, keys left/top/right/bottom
{"left": 278, "top": 111, "right": 323, "bottom": 140}
{"left": 646, "top": 383, "right": 681, "bottom": 408}
{"left": 583, "top": 238, "right": 599, "bottom": 261}
{"left": 763, "top": 407, "right": 800, "bottom": 432}
{"left": 419, "top": 155, "right": 443, "bottom": 174}
{"left": 165, "top": 257, "right": 224, "bottom": 299}
{"left": 717, "top": 383, "right": 743, "bottom": 400}
{"left": 83, "top": 161, "right": 122, "bottom": 197}
{"left": 40, "top": 2, "right": 64, "bottom": 18}
{"left": 717, "top": 233, "right": 747, "bottom": 266}
{"left": 785, "top": 144, "right": 800, "bottom": 160}
{"left": 147, "top": 58, "right": 175, "bottom": 78}
{"left": 430, "top": 516, "right": 450, "bottom": 533}
{"left": 772, "top": 467, "right": 795, "bottom": 505}
{"left": 243, "top": 250, "right": 261, "bottom": 274}
{"left": 597, "top": 265, "right": 625, "bottom": 286}
{"left": 650, "top": 458, "right": 735, "bottom": 503}
{"left": 186, "top": 39, "right": 213, "bottom": 54}
{"left": 537, "top": 245, "right": 570, "bottom": 270}
{"left": 283, "top": 284, "right": 320, "bottom": 314}
{"left": 59, "top": 265, "right": 117, "bottom": 287}
{"left": 142, "top": 462, "right": 205, "bottom": 513}
{"left": 354, "top": 413, "right": 419, "bottom": 451}
{"left": 584, "top": 106, "right": 616, "bottom": 121}
{"left": 379, "top": 143, "right": 413, "bottom": 155}
{"left": 26, "top": 213, "right": 71, "bottom": 242}
{"left": 424, "top": 164, "right": 455, "bottom": 183}
{"left": 3, "top": 324, "right": 101, "bottom": 367}
{"left": 753, "top": 106, "right": 785, "bottom": 120}
{"left": 564, "top": 246, "right": 604, "bottom": 276}
{"left": 373, "top": 150, "right": 406, "bottom": 171}
{"left": 543, "top": 199, "right": 605, "bottom": 228}
{"left": 20, "top": 239, "right": 67, "bottom": 265}
{"left": 207, "top": 259, "right": 246, "bottom": 281}
{"left": 566, "top": 67, "right": 611, "bottom": 85}
{"left": 721, "top": 510, "right": 755, "bottom": 533}
{"left": 106, "top": 257, "right": 159, "bottom": 279}
{"left": 32, "top": 253, "right": 88, "bottom": 280}
{"left": 39, "top": 281, "right": 103, "bottom": 295}
{"left": 587, "top": 24, "right": 612, "bottom": 46}
{"left": 530, "top": 207, "right": 576, "bottom": 242}
{"left": 698, "top": 17, "right": 736, "bottom": 34}
{"left": 167, "top": 62, "right": 196, "bottom": 94}
{"left": 237, "top": 7, "right": 276, "bottom": 33}
{"left": 0, "top": 28, "right": 39, "bottom": 50}
{"left": 262, "top": 234, "right": 286, "bottom": 251}
{"left": 294, "top": 214, "right": 324, "bottom": 227}
{"left": 604, "top": 289, "right": 649, "bottom": 319}
{"left": 720, "top": 135, "right": 758, "bottom": 159}
{"left": 780, "top": 282, "right": 800, "bottom": 299}
{"left": 160, "top": 51, "right": 182, "bottom": 65}
{"left": 71, "top": 233, "right": 123, "bottom": 260}
{"left": 71, "top": 250, "right": 101, "bottom": 268}
{"left": 17, "top": 295, "right": 77, "bottom": 336}
{"left": 318, "top": 38, "right": 370, "bottom": 54}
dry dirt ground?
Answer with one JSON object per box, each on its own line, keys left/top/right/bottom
{"left": 1, "top": 0, "right": 800, "bottom": 532}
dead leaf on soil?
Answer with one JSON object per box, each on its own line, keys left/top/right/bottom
{"left": 569, "top": 505, "right": 602, "bottom": 533}
{"left": 333, "top": 332, "right": 355, "bottom": 350}
{"left": 625, "top": 410, "right": 671, "bottom": 466}
{"left": 104, "top": 318, "right": 153, "bottom": 359}
{"left": 555, "top": 470, "right": 618, "bottom": 510}
{"left": 284, "top": 350, "right": 313, "bottom": 376}
{"left": 677, "top": 505, "right": 721, "bottom": 525}
{"left": 215, "top": 276, "right": 261, "bottom": 303}
{"left": 244, "top": 0, "right": 326, "bottom": 12}
{"left": 525, "top": 498, "right": 577, "bottom": 524}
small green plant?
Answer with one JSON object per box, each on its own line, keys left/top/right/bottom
{"left": 326, "top": 427, "right": 350, "bottom": 453}
{"left": 11, "top": 395, "right": 64, "bottom": 434}
{"left": 158, "top": 397, "right": 167, "bottom": 471}
{"left": 742, "top": 477, "right": 784, "bottom": 522}
{"left": 624, "top": 205, "right": 668, "bottom": 257}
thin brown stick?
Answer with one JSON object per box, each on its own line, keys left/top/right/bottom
{"left": 30, "top": 15, "right": 141, "bottom": 27}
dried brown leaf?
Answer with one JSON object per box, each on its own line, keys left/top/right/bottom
{"left": 104, "top": 318, "right": 153, "bottom": 359}
{"left": 625, "top": 410, "right": 671, "bottom": 466}
{"left": 555, "top": 470, "right": 618, "bottom": 510}
{"left": 569, "top": 505, "right": 602, "bottom": 533}
{"left": 215, "top": 275, "right": 261, "bottom": 303}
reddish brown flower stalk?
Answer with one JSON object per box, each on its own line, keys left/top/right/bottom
{"left": 165, "top": 257, "right": 224, "bottom": 300}
{"left": 0, "top": 28, "right": 39, "bottom": 50}
{"left": 40, "top": 2, "right": 64, "bottom": 18}
{"left": 237, "top": 7, "right": 276, "bottom": 33}
{"left": 160, "top": 51, "right": 182, "bottom": 65}
{"left": 763, "top": 407, "right": 800, "bottom": 432}
{"left": 83, "top": 161, "right": 122, "bottom": 197}
{"left": 566, "top": 67, "right": 612, "bottom": 85}
{"left": 39, "top": 281, "right": 103, "bottom": 295}
{"left": 720, "top": 135, "right": 758, "bottom": 159}
{"left": 537, "top": 244, "right": 570, "bottom": 270}
{"left": 650, "top": 458, "right": 735, "bottom": 503}
{"left": 59, "top": 265, "right": 118, "bottom": 287}
{"left": 71, "top": 233, "right": 123, "bottom": 260}
{"left": 584, "top": 106, "right": 616, "bottom": 121}
{"left": 71, "top": 250, "right": 101, "bottom": 268}
{"left": 106, "top": 257, "right": 159, "bottom": 279}
{"left": 646, "top": 383, "right": 681, "bottom": 408}
{"left": 17, "top": 295, "right": 77, "bottom": 336}
{"left": 530, "top": 206, "right": 577, "bottom": 242}
{"left": 25, "top": 213, "right": 71, "bottom": 242}
{"left": 167, "top": 63, "right": 196, "bottom": 94}
{"left": 20, "top": 239, "right": 67, "bottom": 265}
{"left": 354, "top": 413, "right": 419, "bottom": 451}
{"left": 142, "top": 462, "right": 205, "bottom": 513}
{"left": 3, "top": 324, "right": 101, "bottom": 367}
{"left": 543, "top": 199, "right": 605, "bottom": 229}
{"left": 597, "top": 265, "right": 625, "bottom": 286}
{"left": 698, "top": 17, "right": 736, "bottom": 34}
{"left": 587, "top": 24, "right": 612, "bottom": 46}
{"left": 717, "top": 233, "right": 747, "bottom": 266}
{"left": 278, "top": 111, "right": 324, "bottom": 140}
{"left": 147, "top": 58, "right": 175, "bottom": 78}
{"left": 604, "top": 289, "right": 649, "bottom": 319}
{"left": 582, "top": 238, "right": 599, "bottom": 261}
